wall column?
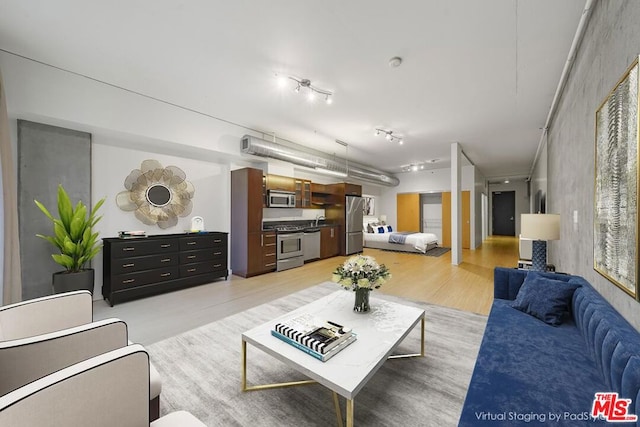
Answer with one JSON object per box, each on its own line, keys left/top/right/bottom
{"left": 451, "top": 142, "right": 462, "bottom": 265}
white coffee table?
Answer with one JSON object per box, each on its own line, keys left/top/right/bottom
{"left": 241, "top": 288, "right": 425, "bottom": 427}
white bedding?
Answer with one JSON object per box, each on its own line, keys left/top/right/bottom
{"left": 364, "top": 232, "right": 438, "bottom": 253}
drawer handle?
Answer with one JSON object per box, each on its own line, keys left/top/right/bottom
{"left": 122, "top": 263, "right": 135, "bottom": 268}
{"left": 265, "top": 234, "right": 276, "bottom": 238}
{"left": 160, "top": 272, "right": 171, "bottom": 277}
{"left": 265, "top": 263, "right": 276, "bottom": 267}
{"left": 214, "top": 239, "right": 221, "bottom": 243}
{"left": 161, "top": 258, "right": 171, "bottom": 263}
{"left": 122, "top": 279, "right": 135, "bottom": 284}
{"left": 186, "top": 241, "right": 197, "bottom": 245}
{"left": 187, "top": 255, "right": 197, "bottom": 259}
{"left": 213, "top": 264, "right": 222, "bottom": 268}
{"left": 161, "top": 244, "right": 171, "bottom": 248}
{"left": 213, "top": 251, "right": 222, "bottom": 256}
{"left": 265, "top": 252, "right": 276, "bottom": 257}
{"left": 187, "top": 268, "right": 197, "bottom": 272}
{"left": 122, "top": 247, "right": 135, "bottom": 252}
{"left": 265, "top": 243, "right": 276, "bottom": 247}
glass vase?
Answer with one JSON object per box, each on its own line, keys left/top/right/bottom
{"left": 353, "top": 288, "right": 371, "bottom": 313}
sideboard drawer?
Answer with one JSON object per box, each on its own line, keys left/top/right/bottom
{"left": 110, "top": 253, "right": 178, "bottom": 275}
{"left": 179, "top": 234, "right": 227, "bottom": 251}
{"left": 179, "top": 261, "right": 226, "bottom": 277}
{"left": 111, "top": 239, "right": 179, "bottom": 258}
{"left": 111, "top": 267, "right": 180, "bottom": 291}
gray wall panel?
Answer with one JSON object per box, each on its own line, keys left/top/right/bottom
{"left": 18, "top": 120, "right": 91, "bottom": 299}
{"left": 547, "top": 1, "right": 640, "bottom": 329}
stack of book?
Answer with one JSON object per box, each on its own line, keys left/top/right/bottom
{"left": 271, "top": 314, "right": 356, "bottom": 362}
{"left": 118, "top": 230, "right": 147, "bottom": 239}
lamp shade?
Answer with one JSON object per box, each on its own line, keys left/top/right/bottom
{"left": 379, "top": 214, "right": 387, "bottom": 222}
{"left": 521, "top": 214, "right": 560, "bottom": 240}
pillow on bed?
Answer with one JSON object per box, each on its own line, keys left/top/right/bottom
{"left": 367, "top": 222, "right": 381, "bottom": 233}
{"left": 373, "top": 225, "right": 386, "bottom": 233}
{"left": 385, "top": 225, "right": 393, "bottom": 232}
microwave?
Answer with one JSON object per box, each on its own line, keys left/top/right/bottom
{"left": 267, "top": 190, "right": 296, "bottom": 208}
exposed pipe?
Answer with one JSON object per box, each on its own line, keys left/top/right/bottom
{"left": 241, "top": 135, "right": 400, "bottom": 186}
{"left": 528, "top": 0, "right": 595, "bottom": 180}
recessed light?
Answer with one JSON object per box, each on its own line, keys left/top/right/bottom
{"left": 389, "top": 57, "right": 403, "bottom": 68}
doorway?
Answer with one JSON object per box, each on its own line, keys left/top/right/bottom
{"left": 492, "top": 191, "right": 515, "bottom": 236}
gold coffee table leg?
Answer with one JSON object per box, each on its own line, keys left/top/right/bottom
{"left": 332, "top": 392, "right": 344, "bottom": 427}
{"left": 388, "top": 315, "right": 425, "bottom": 359}
{"left": 242, "top": 338, "right": 316, "bottom": 391}
{"left": 346, "top": 399, "right": 354, "bottom": 427}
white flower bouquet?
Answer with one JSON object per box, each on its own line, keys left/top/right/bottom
{"left": 331, "top": 255, "right": 391, "bottom": 291}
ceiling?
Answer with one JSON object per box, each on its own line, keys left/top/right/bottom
{"left": 0, "top": 0, "right": 587, "bottom": 180}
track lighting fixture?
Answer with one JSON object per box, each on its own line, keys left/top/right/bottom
{"left": 285, "top": 76, "right": 333, "bottom": 104}
{"left": 401, "top": 159, "right": 439, "bottom": 172}
{"left": 375, "top": 128, "right": 403, "bottom": 144}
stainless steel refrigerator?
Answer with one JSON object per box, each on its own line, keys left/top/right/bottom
{"left": 345, "top": 195, "right": 364, "bottom": 255}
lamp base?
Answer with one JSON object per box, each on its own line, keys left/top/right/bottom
{"left": 531, "top": 240, "right": 547, "bottom": 272}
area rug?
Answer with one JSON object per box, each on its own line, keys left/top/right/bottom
{"left": 425, "top": 247, "right": 451, "bottom": 257}
{"left": 147, "top": 283, "right": 487, "bottom": 427}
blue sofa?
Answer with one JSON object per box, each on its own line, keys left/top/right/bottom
{"left": 459, "top": 268, "right": 640, "bottom": 426}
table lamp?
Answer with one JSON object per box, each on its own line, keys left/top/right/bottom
{"left": 520, "top": 214, "right": 560, "bottom": 271}
{"left": 379, "top": 214, "right": 387, "bottom": 224}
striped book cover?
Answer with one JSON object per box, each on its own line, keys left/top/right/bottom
{"left": 273, "top": 314, "right": 352, "bottom": 354}
{"left": 271, "top": 329, "right": 357, "bottom": 362}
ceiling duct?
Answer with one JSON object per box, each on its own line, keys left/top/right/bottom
{"left": 241, "top": 135, "right": 400, "bottom": 187}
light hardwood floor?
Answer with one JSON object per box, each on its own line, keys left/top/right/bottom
{"left": 94, "top": 235, "right": 519, "bottom": 345}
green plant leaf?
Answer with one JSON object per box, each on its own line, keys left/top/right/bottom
{"left": 52, "top": 253, "right": 74, "bottom": 270}
{"left": 69, "top": 214, "right": 85, "bottom": 241}
{"left": 57, "top": 185, "right": 73, "bottom": 229}
{"left": 34, "top": 199, "right": 55, "bottom": 222}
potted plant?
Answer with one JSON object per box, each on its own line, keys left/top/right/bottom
{"left": 34, "top": 184, "right": 106, "bottom": 294}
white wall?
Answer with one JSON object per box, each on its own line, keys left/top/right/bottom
{"left": 529, "top": 139, "right": 547, "bottom": 213}
{"left": 474, "top": 167, "right": 488, "bottom": 248}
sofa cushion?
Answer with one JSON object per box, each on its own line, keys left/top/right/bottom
{"left": 511, "top": 273, "right": 581, "bottom": 326}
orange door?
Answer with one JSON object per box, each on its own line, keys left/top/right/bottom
{"left": 441, "top": 191, "right": 470, "bottom": 249}
{"left": 397, "top": 193, "right": 420, "bottom": 232}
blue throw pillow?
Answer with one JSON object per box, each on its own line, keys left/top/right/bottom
{"left": 511, "top": 273, "right": 581, "bottom": 326}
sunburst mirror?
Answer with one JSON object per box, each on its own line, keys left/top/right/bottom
{"left": 116, "top": 159, "right": 195, "bottom": 229}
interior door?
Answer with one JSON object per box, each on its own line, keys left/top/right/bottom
{"left": 441, "top": 191, "right": 471, "bottom": 248}
{"left": 492, "top": 191, "right": 516, "bottom": 236}
{"left": 397, "top": 193, "right": 420, "bottom": 231}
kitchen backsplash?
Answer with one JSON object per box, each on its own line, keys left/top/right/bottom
{"left": 262, "top": 208, "right": 326, "bottom": 223}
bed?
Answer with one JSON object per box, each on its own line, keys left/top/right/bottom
{"left": 363, "top": 229, "right": 439, "bottom": 254}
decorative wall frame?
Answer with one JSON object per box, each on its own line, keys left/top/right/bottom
{"left": 594, "top": 56, "right": 639, "bottom": 300}
{"left": 116, "top": 159, "right": 195, "bottom": 229}
{"left": 363, "top": 196, "right": 375, "bottom": 216}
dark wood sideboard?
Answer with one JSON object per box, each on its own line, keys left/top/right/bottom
{"left": 102, "top": 232, "right": 228, "bottom": 306}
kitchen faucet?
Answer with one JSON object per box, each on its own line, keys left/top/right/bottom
{"left": 315, "top": 214, "right": 326, "bottom": 227}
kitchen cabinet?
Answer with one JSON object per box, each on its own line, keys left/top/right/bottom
{"left": 344, "top": 183, "right": 362, "bottom": 196}
{"left": 266, "top": 174, "right": 296, "bottom": 192}
{"left": 102, "top": 232, "right": 228, "bottom": 306}
{"left": 247, "top": 231, "right": 277, "bottom": 274}
{"left": 295, "top": 179, "right": 311, "bottom": 208}
{"left": 320, "top": 226, "right": 340, "bottom": 259}
{"left": 232, "top": 167, "right": 276, "bottom": 277}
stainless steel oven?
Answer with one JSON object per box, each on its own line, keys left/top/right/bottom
{"left": 276, "top": 231, "right": 304, "bottom": 271}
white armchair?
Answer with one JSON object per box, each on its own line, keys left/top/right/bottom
{"left": 0, "top": 291, "right": 162, "bottom": 420}
{"left": 0, "top": 345, "right": 204, "bottom": 427}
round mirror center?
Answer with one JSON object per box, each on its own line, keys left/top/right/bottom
{"left": 146, "top": 184, "right": 172, "bottom": 207}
